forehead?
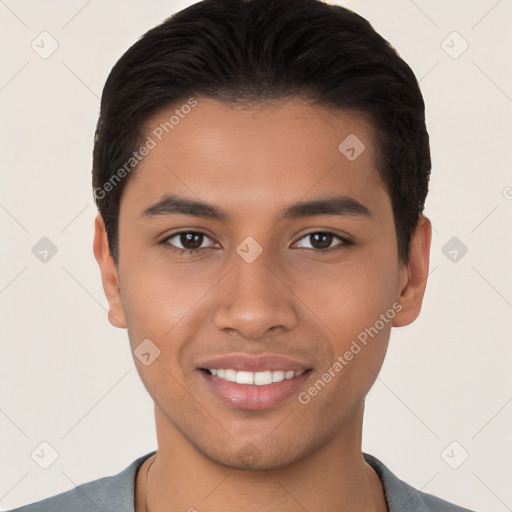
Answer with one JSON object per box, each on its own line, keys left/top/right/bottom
{"left": 121, "top": 97, "right": 387, "bottom": 217}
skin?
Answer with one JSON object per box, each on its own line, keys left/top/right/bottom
{"left": 93, "top": 97, "right": 431, "bottom": 511}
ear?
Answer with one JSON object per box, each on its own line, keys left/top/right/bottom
{"left": 92, "top": 212, "right": 127, "bottom": 329}
{"left": 392, "top": 215, "right": 432, "bottom": 327}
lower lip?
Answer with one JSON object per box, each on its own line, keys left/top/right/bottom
{"left": 199, "top": 369, "right": 312, "bottom": 411}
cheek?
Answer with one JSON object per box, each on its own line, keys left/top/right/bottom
{"left": 118, "top": 260, "right": 204, "bottom": 403}
{"left": 296, "top": 246, "right": 399, "bottom": 335}
{"left": 296, "top": 245, "right": 398, "bottom": 391}
{"left": 298, "top": 270, "right": 395, "bottom": 416}
{"left": 119, "top": 255, "right": 215, "bottom": 338}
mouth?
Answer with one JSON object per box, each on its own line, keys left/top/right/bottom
{"left": 198, "top": 367, "right": 313, "bottom": 410}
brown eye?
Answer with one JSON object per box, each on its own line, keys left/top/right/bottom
{"left": 163, "top": 231, "right": 215, "bottom": 253}
{"left": 294, "top": 232, "right": 350, "bottom": 251}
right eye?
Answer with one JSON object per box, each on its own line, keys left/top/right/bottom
{"left": 161, "top": 231, "right": 218, "bottom": 255}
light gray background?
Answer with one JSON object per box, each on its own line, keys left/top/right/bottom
{"left": 1, "top": 0, "right": 511, "bottom": 510}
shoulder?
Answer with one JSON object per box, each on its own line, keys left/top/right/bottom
{"left": 7, "top": 452, "right": 155, "bottom": 512}
{"left": 364, "top": 453, "right": 477, "bottom": 512}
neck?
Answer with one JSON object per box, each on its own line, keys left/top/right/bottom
{"left": 136, "top": 401, "right": 387, "bottom": 512}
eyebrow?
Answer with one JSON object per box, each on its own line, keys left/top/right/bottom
{"left": 140, "top": 193, "right": 373, "bottom": 221}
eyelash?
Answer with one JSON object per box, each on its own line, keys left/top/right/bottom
{"left": 161, "top": 230, "right": 353, "bottom": 255}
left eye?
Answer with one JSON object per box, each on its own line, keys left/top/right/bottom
{"left": 294, "top": 232, "right": 348, "bottom": 251}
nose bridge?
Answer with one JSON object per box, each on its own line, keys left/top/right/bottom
{"left": 213, "top": 242, "right": 297, "bottom": 338}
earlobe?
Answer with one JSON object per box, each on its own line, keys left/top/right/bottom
{"left": 392, "top": 215, "right": 432, "bottom": 328}
{"left": 92, "top": 212, "right": 127, "bottom": 329}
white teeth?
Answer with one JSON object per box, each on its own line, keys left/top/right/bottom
{"left": 225, "top": 369, "right": 237, "bottom": 382}
{"left": 254, "top": 370, "right": 272, "bottom": 385}
{"left": 235, "top": 371, "right": 254, "bottom": 385}
{"left": 272, "top": 370, "right": 285, "bottom": 382}
{"left": 207, "top": 368, "right": 304, "bottom": 385}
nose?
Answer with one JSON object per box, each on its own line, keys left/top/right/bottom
{"left": 213, "top": 248, "right": 298, "bottom": 340}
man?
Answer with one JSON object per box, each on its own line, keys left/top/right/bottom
{"left": 10, "top": 0, "right": 476, "bottom": 510}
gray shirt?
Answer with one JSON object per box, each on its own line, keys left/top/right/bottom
{"left": 8, "top": 451, "right": 476, "bottom": 511}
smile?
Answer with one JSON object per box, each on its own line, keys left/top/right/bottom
{"left": 206, "top": 368, "right": 307, "bottom": 385}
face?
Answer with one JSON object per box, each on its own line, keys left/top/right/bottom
{"left": 94, "top": 97, "right": 430, "bottom": 470}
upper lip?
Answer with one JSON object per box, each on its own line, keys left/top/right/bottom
{"left": 197, "top": 353, "right": 311, "bottom": 372}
